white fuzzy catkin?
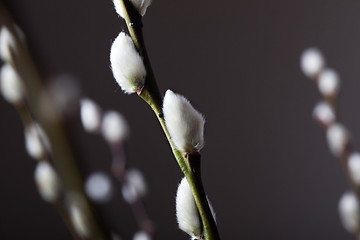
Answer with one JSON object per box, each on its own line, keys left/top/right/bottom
{"left": 0, "top": 26, "right": 16, "bottom": 63}
{"left": 101, "top": 110, "right": 129, "bottom": 143}
{"left": 113, "top": 0, "right": 152, "bottom": 18}
{"left": 122, "top": 181, "right": 138, "bottom": 204}
{"left": 176, "top": 177, "right": 201, "bottom": 236}
{"left": 110, "top": 32, "right": 146, "bottom": 94}
{"left": 113, "top": 0, "right": 125, "bottom": 18}
{"left": 300, "top": 48, "right": 324, "bottom": 78}
{"left": 133, "top": 231, "right": 151, "bottom": 240}
{"left": 326, "top": 123, "right": 349, "bottom": 157}
{"left": 163, "top": 90, "right": 205, "bottom": 152}
{"left": 312, "top": 101, "right": 335, "bottom": 127}
{"left": 0, "top": 64, "right": 25, "bottom": 104}
{"left": 317, "top": 68, "right": 340, "bottom": 98}
{"left": 80, "top": 98, "right": 102, "bottom": 133}
{"left": 25, "top": 123, "right": 50, "bottom": 160}
{"left": 127, "top": 168, "right": 147, "bottom": 196}
{"left": 34, "top": 162, "right": 61, "bottom": 202}
{"left": 70, "top": 202, "right": 91, "bottom": 238}
{"left": 85, "top": 172, "right": 113, "bottom": 203}
{"left": 122, "top": 168, "right": 147, "bottom": 203}
{"left": 348, "top": 153, "right": 360, "bottom": 185}
{"left": 130, "top": 0, "right": 152, "bottom": 16}
{"left": 338, "top": 191, "right": 360, "bottom": 233}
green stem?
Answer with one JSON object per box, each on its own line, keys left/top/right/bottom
{"left": 184, "top": 153, "right": 220, "bottom": 240}
{"left": 118, "top": 0, "right": 142, "bottom": 51}
{"left": 138, "top": 89, "right": 187, "bottom": 174}
{"left": 139, "top": 90, "right": 220, "bottom": 240}
{"left": 117, "top": 1, "right": 221, "bottom": 239}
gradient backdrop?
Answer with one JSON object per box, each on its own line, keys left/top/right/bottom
{"left": 1, "top": 0, "right": 360, "bottom": 239}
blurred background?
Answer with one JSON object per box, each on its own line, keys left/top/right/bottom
{"left": 1, "top": 0, "right": 360, "bottom": 239}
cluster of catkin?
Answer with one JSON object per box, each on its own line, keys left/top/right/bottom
{"left": 0, "top": 25, "right": 98, "bottom": 239}
{"left": 109, "top": 0, "right": 219, "bottom": 239}
{"left": 80, "top": 98, "right": 153, "bottom": 239}
{"left": 0, "top": 13, "right": 151, "bottom": 240}
{"left": 0, "top": 0, "right": 221, "bottom": 239}
{"left": 301, "top": 48, "right": 360, "bottom": 237}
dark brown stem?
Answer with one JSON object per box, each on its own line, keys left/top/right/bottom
{"left": 109, "top": 143, "right": 155, "bottom": 238}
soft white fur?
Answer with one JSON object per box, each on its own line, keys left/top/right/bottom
{"left": 110, "top": 32, "right": 146, "bottom": 94}
{"left": 34, "top": 161, "right": 61, "bottom": 202}
{"left": 176, "top": 177, "right": 201, "bottom": 236}
{"left": 300, "top": 48, "right": 324, "bottom": 78}
{"left": 326, "top": 123, "right": 349, "bottom": 157}
{"left": 85, "top": 172, "right": 113, "bottom": 203}
{"left": 127, "top": 168, "right": 147, "bottom": 197}
{"left": 348, "top": 153, "right": 360, "bottom": 185}
{"left": 121, "top": 168, "right": 147, "bottom": 204}
{"left": 133, "top": 231, "right": 151, "bottom": 240}
{"left": 338, "top": 191, "right": 360, "bottom": 233}
{"left": 312, "top": 101, "right": 335, "bottom": 126}
{"left": 0, "top": 26, "right": 16, "bottom": 63}
{"left": 163, "top": 90, "right": 205, "bottom": 152}
{"left": 70, "top": 202, "right": 91, "bottom": 238}
{"left": 25, "top": 123, "right": 51, "bottom": 160}
{"left": 0, "top": 64, "right": 25, "bottom": 104}
{"left": 101, "top": 110, "right": 129, "bottom": 143}
{"left": 318, "top": 68, "right": 340, "bottom": 98}
{"left": 80, "top": 98, "right": 102, "bottom": 133}
{"left": 113, "top": 0, "right": 152, "bottom": 17}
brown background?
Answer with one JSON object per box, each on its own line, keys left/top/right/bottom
{"left": 1, "top": 0, "right": 360, "bottom": 239}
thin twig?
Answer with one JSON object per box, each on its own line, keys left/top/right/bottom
{"left": 0, "top": 3, "right": 109, "bottom": 240}
{"left": 116, "top": 1, "right": 220, "bottom": 238}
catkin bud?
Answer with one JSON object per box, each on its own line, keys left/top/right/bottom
{"left": 34, "top": 162, "right": 61, "bottom": 202}
{"left": 122, "top": 181, "right": 138, "bottom": 204}
{"left": 121, "top": 168, "right": 148, "bottom": 203}
{"left": 338, "top": 191, "right": 360, "bottom": 233}
{"left": 312, "top": 101, "right": 335, "bottom": 127}
{"left": 67, "top": 194, "right": 92, "bottom": 238}
{"left": 0, "top": 64, "right": 25, "bottom": 105}
{"left": 317, "top": 68, "right": 340, "bottom": 98}
{"left": 163, "top": 90, "right": 205, "bottom": 152}
{"left": 24, "top": 123, "right": 50, "bottom": 160}
{"left": 127, "top": 168, "right": 147, "bottom": 197}
{"left": 326, "top": 123, "right": 349, "bottom": 157}
{"left": 176, "top": 177, "right": 201, "bottom": 236}
{"left": 70, "top": 203, "right": 91, "bottom": 238}
{"left": 80, "top": 98, "right": 102, "bottom": 133}
{"left": 110, "top": 32, "right": 146, "bottom": 94}
{"left": 113, "top": 0, "right": 152, "bottom": 18}
{"left": 101, "top": 110, "right": 130, "bottom": 143}
{"left": 0, "top": 26, "right": 16, "bottom": 63}
{"left": 133, "top": 231, "right": 151, "bottom": 240}
{"left": 348, "top": 153, "right": 360, "bottom": 185}
{"left": 85, "top": 172, "right": 113, "bottom": 203}
{"left": 300, "top": 48, "right": 324, "bottom": 78}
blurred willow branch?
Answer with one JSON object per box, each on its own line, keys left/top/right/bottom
{"left": 0, "top": 2, "right": 109, "bottom": 240}
{"left": 110, "top": 0, "right": 220, "bottom": 239}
